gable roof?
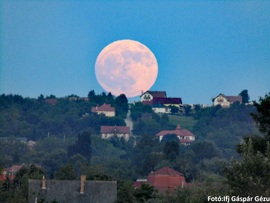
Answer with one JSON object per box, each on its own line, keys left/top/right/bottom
{"left": 141, "top": 91, "right": 167, "bottom": 98}
{"left": 91, "top": 104, "right": 115, "bottom": 112}
{"left": 101, "top": 126, "right": 130, "bottom": 134}
{"left": 156, "top": 125, "right": 195, "bottom": 138}
{"left": 214, "top": 94, "right": 242, "bottom": 103}
{"left": 224, "top": 96, "right": 242, "bottom": 103}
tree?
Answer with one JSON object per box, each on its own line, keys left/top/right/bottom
{"left": 69, "top": 154, "right": 88, "bottom": 178}
{"left": 224, "top": 141, "right": 270, "bottom": 196}
{"left": 133, "top": 183, "right": 157, "bottom": 202}
{"left": 68, "top": 131, "right": 92, "bottom": 163}
{"left": 54, "top": 164, "right": 76, "bottom": 180}
{"left": 115, "top": 94, "right": 129, "bottom": 118}
{"left": 173, "top": 150, "right": 198, "bottom": 181}
{"left": 38, "top": 94, "right": 44, "bottom": 101}
{"left": 46, "top": 94, "right": 56, "bottom": 99}
{"left": 163, "top": 141, "right": 179, "bottom": 161}
{"left": 184, "top": 105, "right": 192, "bottom": 116}
{"left": 191, "top": 141, "right": 220, "bottom": 161}
{"left": 224, "top": 93, "right": 270, "bottom": 196}
{"left": 251, "top": 93, "right": 270, "bottom": 136}
{"left": 132, "top": 134, "right": 162, "bottom": 176}
{"left": 239, "top": 89, "right": 250, "bottom": 104}
{"left": 130, "top": 102, "right": 153, "bottom": 122}
{"left": 170, "top": 106, "right": 179, "bottom": 114}
{"left": 9, "top": 164, "right": 45, "bottom": 202}
{"left": 0, "top": 176, "right": 13, "bottom": 202}
{"left": 88, "top": 90, "right": 96, "bottom": 99}
{"left": 116, "top": 181, "right": 136, "bottom": 203}
{"left": 83, "top": 165, "right": 112, "bottom": 181}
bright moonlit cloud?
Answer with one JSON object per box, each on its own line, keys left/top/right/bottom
{"left": 95, "top": 39, "right": 158, "bottom": 97}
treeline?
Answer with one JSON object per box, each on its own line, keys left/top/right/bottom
{"left": 0, "top": 91, "right": 128, "bottom": 140}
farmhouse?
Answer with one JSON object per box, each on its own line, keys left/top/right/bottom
{"left": 91, "top": 104, "right": 115, "bottom": 117}
{"left": 156, "top": 125, "right": 195, "bottom": 145}
{"left": 213, "top": 93, "right": 242, "bottom": 107}
{"left": 100, "top": 126, "right": 131, "bottom": 141}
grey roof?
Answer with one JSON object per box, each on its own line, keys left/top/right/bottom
{"left": 28, "top": 180, "right": 117, "bottom": 203}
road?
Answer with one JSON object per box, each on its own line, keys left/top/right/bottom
{"left": 125, "top": 109, "right": 133, "bottom": 136}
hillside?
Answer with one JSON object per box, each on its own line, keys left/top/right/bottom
{"left": 168, "top": 115, "right": 196, "bottom": 131}
{"left": 1, "top": 92, "right": 268, "bottom": 202}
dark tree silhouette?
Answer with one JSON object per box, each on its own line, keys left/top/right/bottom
{"left": 68, "top": 131, "right": 92, "bottom": 163}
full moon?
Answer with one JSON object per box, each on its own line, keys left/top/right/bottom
{"left": 95, "top": 39, "right": 158, "bottom": 97}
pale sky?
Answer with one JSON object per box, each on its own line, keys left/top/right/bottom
{"left": 1, "top": 1, "right": 270, "bottom": 104}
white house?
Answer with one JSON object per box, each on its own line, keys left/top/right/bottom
{"left": 156, "top": 125, "right": 195, "bottom": 145}
{"left": 213, "top": 94, "right": 242, "bottom": 107}
{"left": 100, "top": 126, "right": 131, "bottom": 141}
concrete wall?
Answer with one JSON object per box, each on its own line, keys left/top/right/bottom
{"left": 28, "top": 180, "right": 117, "bottom": 203}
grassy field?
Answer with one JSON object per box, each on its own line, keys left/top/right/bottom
{"left": 168, "top": 115, "right": 197, "bottom": 130}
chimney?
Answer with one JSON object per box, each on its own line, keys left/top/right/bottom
{"left": 80, "top": 175, "right": 86, "bottom": 194}
{"left": 42, "top": 175, "right": 46, "bottom": 190}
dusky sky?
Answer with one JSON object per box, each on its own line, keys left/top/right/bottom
{"left": 1, "top": 1, "right": 270, "bottom": 104}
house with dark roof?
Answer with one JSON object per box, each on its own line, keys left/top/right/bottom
{"left": 91, "top": 104, "right": 115, "bottom": 117}
{"left": 140, "top": 91, "right": 167, "bottom": 102}
{"left": 134, "top": 166, "right": 186, "bottom": 193}
{"left": 100, "top": 126, "right": 131, "bottom": 141}
{"left": 156, "top": 125, "right": 195, "bottom": 145}
{"left": 140, "top": 91, "right": 182, "bottom": 113}
{"left": 28, "top": 175, "right": 117, "bottom": 203}
{"left": 213, "top": 93, "right": 242, "bottom": 107}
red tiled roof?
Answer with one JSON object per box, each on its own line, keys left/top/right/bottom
{"left": 147, "top": 167, "right": 186, "bottom": 193}
{"left": 101, "top": 126, "right": 130, "bottom": 134}
{"left": 156, "top": 125, "right": 195, "bottom": 138}
{"left": 1, "top": 164, "right": 24, "bottom": 181}
{"left": 91, "top": 104, "right": 115, "bottom": 112}
{"left": 5, "top": 164, "right": 23, "bottom": 173}
{"left": 150, "top": 166, "right": 184, "bottom": 176}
